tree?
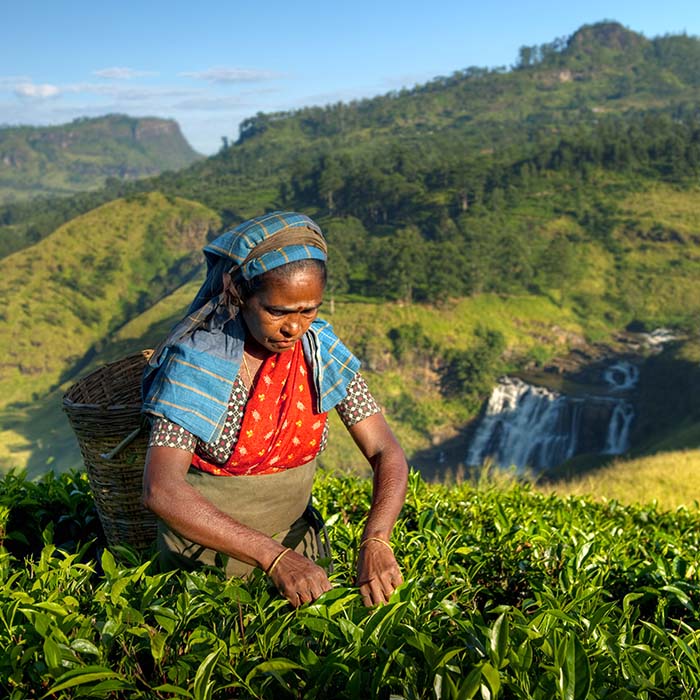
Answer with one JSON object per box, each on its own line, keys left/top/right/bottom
{"left": 517, "top": 45, "right": 536, "bottom": 69}
{"left": 318, "top": 156, "right": 344, "bottom": 213}
{"left": 439, "top": 326, "right": 505, "bottom": 406}
{"left": 537, "top": 235, "right": 584, "bottom": 298}
{"left": 367, "top": 226, "right": 427, "bottom": 302}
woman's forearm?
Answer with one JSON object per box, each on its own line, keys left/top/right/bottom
{"left": 347, "top": 413, "right": 409, "bottom": 541}
{"left": 143, "top": 447, "right": 285, "bottom": 570}
{"left": 362, "top": 444, "right": 409, "bottom": 540}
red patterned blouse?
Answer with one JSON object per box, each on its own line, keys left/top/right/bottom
{"left": 148, "top": 346, "right": 380, "bottom": 474}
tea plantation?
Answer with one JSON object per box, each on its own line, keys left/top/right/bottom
{"left": 1, "top": 469, "right": 699, "bottom": 699}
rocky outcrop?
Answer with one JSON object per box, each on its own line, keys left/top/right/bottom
{"left": 0, "top": 115, "right": 201, "bottom": 203}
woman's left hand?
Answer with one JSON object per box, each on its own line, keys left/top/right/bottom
{"left": 356, "top": 538, "right": 403, "bottom": 606}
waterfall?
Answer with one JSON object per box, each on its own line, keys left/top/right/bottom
{"left": 466, "top": 378, "right": 583, "bottom": 472}
{"left": 603, "top": 401, "right": 634, "bottom": 454}
{"left": 603, "top": 361, "right": 639, "bottom": 391}
{"left": 467, "top": 373, "right": 635, "bottom": 473}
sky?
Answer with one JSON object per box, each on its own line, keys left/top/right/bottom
{"left": 3, "top": 1, "right": 700, "bottom": 155}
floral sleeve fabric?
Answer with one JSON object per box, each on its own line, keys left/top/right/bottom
{"left": 148, "top": 371, "right": 381, "bottom": 464}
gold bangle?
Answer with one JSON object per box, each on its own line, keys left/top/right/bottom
{"left": 266, "top": 547, "right": 292, "bottom": 576}
{"left": 360, "top": 537, "right": 393, "bottom": 552}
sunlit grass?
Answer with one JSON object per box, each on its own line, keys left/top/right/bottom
{"left": 0, "top": 193, "right": 218, "bottom": 409}
{"left": 539, "top": 449, "right": 700, "bottom": 512}
{"left": 621, "top": 183, "right": 700, "bottom": 234}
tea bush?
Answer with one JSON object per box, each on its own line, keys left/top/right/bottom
{"left": 1, "top": 469, "right": 699, "bottom": 699}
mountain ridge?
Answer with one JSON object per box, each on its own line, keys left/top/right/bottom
{"left": 0, "top": 114, "right": 202, "bottom": 204}
{"left": 3, "top": 21, "right": 700, "bottom": 258}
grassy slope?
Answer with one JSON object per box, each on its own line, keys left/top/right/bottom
{"left": 0, "top": 194, "right": 220, "bottom": 471}
{"left": 538, "top": 449, "right": 700, "bottom": 512}
{"left": 614, "top": 184, "right": 700, "bottom": 324}
{"left": 0, "top": 192, "right": 219, "bottom": 407}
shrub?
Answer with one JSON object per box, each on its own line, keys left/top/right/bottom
{"left": 1, "top": 469, "right": 699, "bottom": 698}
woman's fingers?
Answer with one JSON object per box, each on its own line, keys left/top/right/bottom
{"left": 356, "top": 542, "right": 403, "bottom": 606}
{"left": 359, "top": 566, "right": 402, "bottom": 605}
{"left": 359, "top": 576, "right": 387, "bottom": 606}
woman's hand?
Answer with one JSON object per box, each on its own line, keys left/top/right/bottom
{"left": 356, "top": 539, "right": 403, "bottom": 606}
{"left": 266, "top": 548, "right": 333, "bottom": 607}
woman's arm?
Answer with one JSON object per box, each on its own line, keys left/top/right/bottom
{"left": 346, "top": 413, "right": 409, "bottom": 605}
{"left": 143, "top": 445, "right": 332, "bottom": 606}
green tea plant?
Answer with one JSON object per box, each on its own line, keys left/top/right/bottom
{"left": 1, "top": 469, "right": 698, "bottom": 699}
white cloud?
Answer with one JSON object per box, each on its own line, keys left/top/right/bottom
{"left": 61, "top": 82, "right": 199, "bottom": 102}
{"left": 14, "top": 82, "right": 61, "bottom": 99}
{"left": 93, "top": 67, "right": 158, "bottom": 80}
{"left": 180, "top": 67, "right": 281, "bottom": 84}
{"left": 92, "top": 85, "right": 195, "bottom": 101}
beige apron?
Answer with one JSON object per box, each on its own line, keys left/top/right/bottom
{"left": 158, "top": 459, "right": 328, "bottom": 578}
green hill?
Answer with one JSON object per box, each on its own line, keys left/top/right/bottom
{"left": 0, "top": 192, "right": 218, "bottom": 407}
{"left": 2, "top": 21, "right": 700, "bottom": 477}
{"left": 0, "top": 115, "right": 202, "bottom": 204}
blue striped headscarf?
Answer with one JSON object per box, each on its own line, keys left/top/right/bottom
{"left": 142, "top": 211, "right": 360, "bottom": 443}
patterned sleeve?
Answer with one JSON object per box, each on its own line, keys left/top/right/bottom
{"left": 335, "top": 372, "right": 381, "bottom": 428}
{"left": 148, "top": 416, "right": 198, "bottom": 452}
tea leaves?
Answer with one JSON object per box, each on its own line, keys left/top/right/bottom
{"left": 1, "top": 469, "right": 699, "bottom": 698}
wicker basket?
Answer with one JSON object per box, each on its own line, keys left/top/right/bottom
{"left": 63, "top": 349, "right": 157, "bottom": 553}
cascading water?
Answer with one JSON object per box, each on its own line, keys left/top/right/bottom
{"left": 603, "top": 361, "right": 639, "bottom": 391}
{"left": 465, "top": 378, "right": 583, "bottom": 472}
{"left": 467, "top": 362, "right": 637, "bottom": 473}
{"left": 603, "top": 402, "right": 634, "bottom": 454}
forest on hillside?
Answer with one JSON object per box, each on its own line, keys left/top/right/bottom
{"left": 2, "top": 23, "right": 700, "bottom": 316}
{"left": 2, "top": 21, "right": 700, "bottom": 476}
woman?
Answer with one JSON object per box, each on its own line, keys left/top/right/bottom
{"left": 142, "top": 211, "right": 408, "bottom": 607}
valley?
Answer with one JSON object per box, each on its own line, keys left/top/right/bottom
{"left": 0, "top": 21, "right": 699, "bottom": 502}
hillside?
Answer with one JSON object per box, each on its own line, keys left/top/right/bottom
{"left": 0, "top": 115, "right": 202, "bottom": 204}
{"left": 540, "top": 448, "right": 700, "bottom": 511}
{"left": 0, "top": 192, "right": 219, "bottom": 408}
{"left": 1, "top": 21, "right": 700, "bottom": 478}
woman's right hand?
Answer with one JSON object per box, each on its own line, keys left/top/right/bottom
{"left": 266, "top": 548, "right": 333, "bottom": 607}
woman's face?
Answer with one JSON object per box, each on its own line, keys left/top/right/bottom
{"left": 239, "top": 267, "right": 325, "bottom": 354}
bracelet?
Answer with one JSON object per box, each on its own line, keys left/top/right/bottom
{"left": 266, "top": 547, "right": 292, "bottom": 576}
{"left": 360, "top": 537, "right": 393, "bottom": 552}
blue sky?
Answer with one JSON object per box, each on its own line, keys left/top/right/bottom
{"left": 3, "top": 1, "right": 700, "bottom": 154}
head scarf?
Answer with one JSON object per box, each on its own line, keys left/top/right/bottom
{"left": 141, "top": 211, "right": 360, "bottom": 443}
{"left": 188, "top": 210, "right": 327, "bottom": 317}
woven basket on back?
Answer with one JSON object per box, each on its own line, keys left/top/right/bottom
{"left": 63, "top": 349, "right": 157, "bottom": 553}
